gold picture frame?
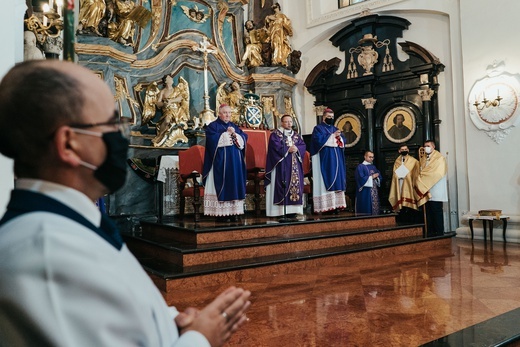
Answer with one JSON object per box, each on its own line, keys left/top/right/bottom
{"left": 339, "top": 0, "right": 368, "bottom": 9}
{"left": 335, "top": 113, "right": 361, "bottom": 148}
{"left": 383, "top": 106, "right": 415, "bottom": 143}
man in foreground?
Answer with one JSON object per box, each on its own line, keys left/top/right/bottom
{"left": 0, "top": 60, "right": 251, "bottom": 346}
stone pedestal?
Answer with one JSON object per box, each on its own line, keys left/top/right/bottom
{"left": 249, "top": 67, "right": 298, "bottom": 130}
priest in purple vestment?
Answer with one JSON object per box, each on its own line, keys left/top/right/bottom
{"left": 265, "top": 115, "right": 306, "bottom": 217}
{"left": 203, "top": 104, "right": 248, "bottom": 221}
{"left": 354, "top": 150, "right": 382, "bottom": 215}
{"left": 309, "top": 108, "right": 347, "bottom": 213}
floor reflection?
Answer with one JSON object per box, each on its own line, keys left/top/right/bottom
{"left": 172, "top": 238, "right": 520, "bottom": 346}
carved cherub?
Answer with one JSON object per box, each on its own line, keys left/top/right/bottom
{"left": 181, "top": 5, "right": 209, "bottom": 23}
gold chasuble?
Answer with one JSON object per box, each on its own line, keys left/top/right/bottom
{"left": 414, "top": 150, "right": 447, "bottom": 207}
{"left": 388, "top": 155, "right": 419, "bottom": 211}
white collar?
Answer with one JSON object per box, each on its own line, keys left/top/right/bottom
{"left": 279, "top": 127, "right": 293, "bottom": 135}
{"left": 362, "top": 161, "right": 372, "bottom": 165}
{"left": 15, "top": 178, "right": 102, "bottom": 227}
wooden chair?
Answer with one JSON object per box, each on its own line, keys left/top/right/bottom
{"left": 303, "top": 151, "right": 313, "bottom": 211}
{"left": 178, "top": 145, "right": 205, "bottom": 222}
{"left": 243, "top": 129, "right": 270, "bottom": 216}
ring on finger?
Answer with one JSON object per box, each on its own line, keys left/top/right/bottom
{"left": 221, "top": 311, "right": 229, "bottom": 322}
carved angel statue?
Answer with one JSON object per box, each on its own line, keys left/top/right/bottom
{"left": 264, "top": 3, "right": 293, "bottom": 67}
{"left": 216, "top": 81, "right": 243, "bottom": 123}
{"left": 141, "top": 82, "right": 160, "bottom": 125}
{"left": 180, "top": 4, "right": 209, "bottom": 23}
{"left": 152, "top": 75, "right": 190, "bottom": 147}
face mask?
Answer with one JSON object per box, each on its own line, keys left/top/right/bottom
{"left": 424, "top": 147, "right": 432, "bottom": 154}
{"left": 325, "top": 118, "right": 334, "bottom": 125}
{"left": 80, "top": 132, "right": 129, "bottom": 193}
{"left": 400, "top": 151, "right": 409, "bottom": 156}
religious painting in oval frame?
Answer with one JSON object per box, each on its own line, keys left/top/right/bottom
{"left": 334, "top": 113, "right": 361, "bottom": 148}
{"left": 383, "top": 106, "right": 416, "bottom": 143}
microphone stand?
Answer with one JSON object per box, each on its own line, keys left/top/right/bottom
{"left": 279, "top": 131, "right": 294, "bottom": 223}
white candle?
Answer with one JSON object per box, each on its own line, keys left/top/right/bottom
{"left": 56, "top": 0, "right": 63, "bottom": 16}
{"left": 42, "top": 4, "right": 49, "bottom": 26}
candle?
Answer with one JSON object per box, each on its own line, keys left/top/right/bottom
{"left": 56, "top": 0, "right": 63, "bottom": 16}
{"left": 49, "top": 0, "right": 54, "bottom": 9}
{"left": 42, "top": 3, "right": 49, "bottom": 26}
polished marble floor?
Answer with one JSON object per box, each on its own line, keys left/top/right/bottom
{"left": 170, "top": 238, "right": 520, "bottom": 346}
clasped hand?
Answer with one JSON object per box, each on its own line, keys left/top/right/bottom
{"left": 175, "top": 286, "right": 251, "bottom": 347}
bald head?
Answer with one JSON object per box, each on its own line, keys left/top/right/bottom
{"left": 0, "top": 60, "right": 112, "bottom": 177}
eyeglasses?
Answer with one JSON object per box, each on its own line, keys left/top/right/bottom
{"left": 69, "top": 113, "right": 130, "bottom": 138}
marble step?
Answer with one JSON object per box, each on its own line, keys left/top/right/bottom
{"left": 125, "top": 223, "right": 424, "bottom": 268}
{"left": 140, "top": 235, "right": 454, "bottom": 304}
{"left": 139, "top": 214, "right": 398, "bottom": 245}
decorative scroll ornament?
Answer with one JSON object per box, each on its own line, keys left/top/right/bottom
{"left": 347, "top": 34, "right": 394, "bottom": 79}
{"left": 468, "top": 61, "right": 520, "bottom": 144}
{"left": 25, "top": 10, "right": 63, "bottom": 45}
{"left": 114, "top": 76, "right": 139, "bottom": 122}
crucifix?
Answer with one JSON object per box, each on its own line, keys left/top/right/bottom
{"left": 192, "top": 36, "right": 218, "bottom": 125}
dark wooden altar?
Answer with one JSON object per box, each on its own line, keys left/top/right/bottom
{"left": 304, "top": 14, "right": 445, "bottom": 209}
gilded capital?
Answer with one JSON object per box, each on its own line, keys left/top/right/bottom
{"left": 418, "top": 88, "right": 435, "bottom": 101}
{"left": 361, "top": 98, "right": 377, "bottom": 110}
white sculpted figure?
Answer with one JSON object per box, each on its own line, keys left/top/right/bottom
{"left": 24, "top": 31, "right": 45, "bottom": 61}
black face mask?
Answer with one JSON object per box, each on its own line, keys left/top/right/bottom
{"left": 324, "top": 118, "right": 334, "bottom": 125}
{"left": 400, "top": 151, "right": 409, "bottom": 156}
{"left": 94, "top": 132, "right": 129, "bottom": 193}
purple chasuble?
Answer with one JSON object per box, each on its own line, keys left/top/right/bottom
{"left": 265, "top": 128, "right": 306, "bottom": 205}
{"left": 309, "top": 122, "right": 347, "bottom": 192}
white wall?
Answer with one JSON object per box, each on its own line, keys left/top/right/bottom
{"left": 0, "top": 2, "right": 25, "bottom": 213}
{"left": 460, "top": 0, "right": 520, "bottom": 213}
